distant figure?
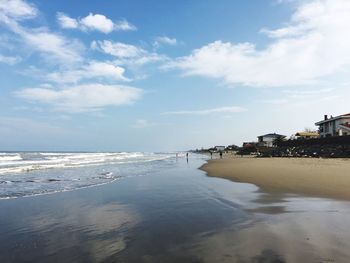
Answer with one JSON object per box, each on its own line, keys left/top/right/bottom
{"left": 186, "top": 152, "right": 189, "bottom": 162}
{"left": 210, "top": 151, "right": 213, "bottom": 159}
{"left": 219, "top": 151, "right": 223, "bottom": 159}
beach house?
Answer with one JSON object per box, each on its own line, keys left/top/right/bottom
{"left": 295, "top": 132, "right": 319, "bottom": 139}
{"left": 315, "top": 114, "right": 350, "bottom": 137}
{"left": 214, "top": 146, "right": 225, "bottom": 152}
{"left": 257, "top": 133, "right": 286, "bottom": 147}
{"left": 242, "top": 142, "right": 258, "bottom": 148}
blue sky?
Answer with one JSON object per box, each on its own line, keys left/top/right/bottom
{"left": 1, "top": 0, "right": 350, "bottom": 151}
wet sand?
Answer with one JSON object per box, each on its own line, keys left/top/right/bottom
{"left": 191, "top": 203, "right": 350, "bottom": 263}
{"left": 2, "top": 155, "right": 350, "bottom": 262}
{"left": 201, "top": 157, "right": 350, "bottom": 200}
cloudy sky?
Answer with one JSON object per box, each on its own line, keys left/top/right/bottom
{"left": 0, "top": 0, "right": 350, "bottom": 151}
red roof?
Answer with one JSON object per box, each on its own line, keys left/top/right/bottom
{"left": 341, "top": 113, "right": 350, "bottom": 117}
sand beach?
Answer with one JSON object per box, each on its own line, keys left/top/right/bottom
{"left": 201, "top": 156, "right": 350, "bottom": 200}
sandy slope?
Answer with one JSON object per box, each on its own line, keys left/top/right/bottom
{"left": 201, "top": 157, "right": 350, "bottom": 200}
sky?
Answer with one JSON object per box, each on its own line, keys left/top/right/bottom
{"left": 0, "top": 0, "right": 350, "bottom": 152}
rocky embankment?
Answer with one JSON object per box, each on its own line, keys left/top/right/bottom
{"left": 259, "top": 136, "right": 350, "bottom": 158}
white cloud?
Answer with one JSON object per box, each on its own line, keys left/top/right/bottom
{"left": 19, "top": 27, "right": 84, "bottom": 64}
{"left": 131, "top": 119, "right": 156, "bottom": 129}
{"left": 90, "top": 40, "right": 98, "bottom": 50}
{"left": 81, "top": 61, "right": 128, "bottom": 80}
{"left": 127, "top": 53, "right": 167, "bottom": 66}
{"left": 56, "top": 12, "right": 78, "bottom": 29}
{"left": 260, "top": 24, "right": 306, "bottom": 38}
{"left": 80, "top": 13, "right": 114, "bottom": 33}
{"left": 114, "top": 19, "right": 137, "bottom": 31}
{"left": 92, "top": 40, "right": 145, "bottom": 58}
{"left": 56, "top": 13, "right": 136, "bottom": 33}
{"left": 0, "top": 54, "right": 21, "bottom": 64}
{"left": 169, "top": 0, "right": 350, "bottom": 87}
{"left": 162, "top": 106, "right": 247, "bottom": 115}
{"left": 0, "top": 1, "right": 83, "bottom": 64}
{"left": 153, "top": 36, "right": 177, "bottom": 48}
{"left": 47, "top": 61, "right": 129, "bottom": 83}
{"left": 15, "top": 84, "right": 142, "bottom": 113}
{"left": 0, "top": 0, "right": 37, "bottom": 20}
{"left": 92, "top": 40, "right": 168, "bottom": 67}
{"left": 275, "top": 0, "right": 297, "bottom": 3}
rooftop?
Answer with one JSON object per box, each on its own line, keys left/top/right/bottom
{"left": 258, "top": 133, "right": 285, "bottom": 138}
{"left": 295, "top": 132, "right": 319, "bottom": 137}
{"left": 315, "top": 113, "right": 350, "bottom": 125}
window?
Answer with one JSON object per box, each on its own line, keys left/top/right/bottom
{"left": 324, "top": 123, "right": 329, "bottom": 132}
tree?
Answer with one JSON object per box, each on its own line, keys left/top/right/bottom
{"left": 273, "top": 135, "right": 286, "bottom": 147}
{"left": 303, "top": 127, "right": 317, "bottom": 133}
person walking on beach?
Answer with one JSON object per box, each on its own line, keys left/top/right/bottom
{"left": 219, "top": 151, "right": 223, "bottom": 159}
{"left": 210, "top": 151, "right": 213, "bottom": 159}
{"left": 186, "top": 152, "right": 189, "bottom": 162}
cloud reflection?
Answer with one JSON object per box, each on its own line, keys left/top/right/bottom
{"left": 25, "top": 202, "right": 139, "bottom": 261}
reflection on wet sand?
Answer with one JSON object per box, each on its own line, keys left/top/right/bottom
{"left": 246, "top": 205, "right": 287, "bottom": 214}
{"left": 0, "top": 199, "right": 139, "bottom": 262}
{"left": 29, "top": 202, "right": 139, "bottom": 261}
{"left": 1, "top": 156, "right": 350, "bottom": 262}
{"left": 190, "top": 192, "right": 350, "bottom": 263}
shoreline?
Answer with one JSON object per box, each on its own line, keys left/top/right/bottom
{"left": 200, "top": 157, "right": 350, "bottom": 201}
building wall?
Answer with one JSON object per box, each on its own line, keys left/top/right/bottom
{"left": 215, "top": 146, "right": 225, "bottom": 152}
{"left": 259, "top": 136, "right": 276, "bottom": 147}
{"left": 319, "top": 117, "right": 350, "bottom": 137}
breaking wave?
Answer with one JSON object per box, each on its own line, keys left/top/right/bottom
{"left": 0, "top": 152, "right": 178, "bottom": 199}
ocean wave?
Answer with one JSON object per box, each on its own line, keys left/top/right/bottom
{"left": 0, "top": 153, "right": 22, "bottom": 162}
{"left": 0, "top": 151, "right": 189, "bottom": 200}
{"left": 0, "top": 152, "right": 174, "bottom": 175}
{"left": 0, "top": 177, "right": 121, "bottom": 200}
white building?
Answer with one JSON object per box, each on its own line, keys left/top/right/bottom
{"left": 257, "top": 133, "right": 285, "bottom": 147}
{"left": 315, "top": 114, "right": 350, "bottom": 137}
{"left": 214, "top": 146, "right": 225, "bottom": 152}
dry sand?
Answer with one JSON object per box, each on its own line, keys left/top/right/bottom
{"left": 201, "top": 157, "right": 350, "bottom": 200}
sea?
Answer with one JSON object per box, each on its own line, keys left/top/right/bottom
{"left": 1, "top": 152, "right": 350, "bottom": 262}
{"left": 0, "top": 151, "right": 177, "bottom": 199}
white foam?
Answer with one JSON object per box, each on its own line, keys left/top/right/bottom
{"left": 0, "top": 151, "right": 180, "bottom": 200}
{"left": 0, "top": 153, "right": 22, "bottom": 162}
{"left": 0, "top": 152, "right": 174, "bottom": 175}
{"left": 0, "top": 177, "right": 121, "bottom": 200}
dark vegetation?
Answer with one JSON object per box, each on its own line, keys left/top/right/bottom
{"left": 259, "top": 135, "right": 350, "bottom": 158}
